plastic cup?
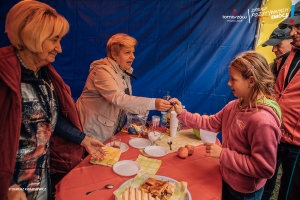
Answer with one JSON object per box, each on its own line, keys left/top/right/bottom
{"left": 170, "top": 127, "right": 177, "bottom": 137}
{"left": 200, "top": 129, "right": 217, "bottom": 144}
{"left": 110, "top": 136, "right": 121, "bottom": 149}
{"left": 170, "top": 111, "right": 178, "bottom": 128}
{"left": 160, "top": 112, "right": 168, "bottom": 127}
{"left": 152, "top": 115, "right": 160, "bottom": 128}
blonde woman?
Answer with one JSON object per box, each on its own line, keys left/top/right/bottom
{"left": 76, "top": 33, "right": 172, "bottom": 143}
{"left": 170, "top": 51, "right": 282, "bottom": 200}
{"left": 0, "top": 1, "right": 105, "bottom": 199}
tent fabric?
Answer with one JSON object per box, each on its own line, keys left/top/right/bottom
{"left": 0, "top": 0, "right": 261, "bottom": 143}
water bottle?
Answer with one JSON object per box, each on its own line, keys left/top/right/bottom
{"left": 160, "top": 91, "right": 171, "bottom": 127}
{"left": 178, "top": 105, "right": 185, "bottom": 131}
{"left": 162, "top": 91, "right": 171, "bottom": 101}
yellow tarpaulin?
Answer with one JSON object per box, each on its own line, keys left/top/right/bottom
{"left": 255, "top": 0, "right": 292, "bottom": 63}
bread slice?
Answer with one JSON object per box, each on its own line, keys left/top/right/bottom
{"left": 121, "top": 189, "right": 129, "bottom": 200}
{"left": 141, "top": 190, "right": 146, "bottom": 200}
{"left": 135, "top": 188, "right": 141, "bottom": 200}
{"left": 120, "top": 187, "right": 154, "bottom": 200}
{"left": 129, "top": 187, "right": 135, "bottom": 200}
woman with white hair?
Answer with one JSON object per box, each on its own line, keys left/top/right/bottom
{"left": 0, "top": 1, "right": 105, "bottom": 199}
{"left": 76, "top": 33, "right": 172, "bottom": 143}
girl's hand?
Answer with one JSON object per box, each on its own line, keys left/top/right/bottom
{"left": 168, "top": 98, "right": 182, "bottom": 115}
{"left": 204, "top": 143, "right": 223, "bottom": 158}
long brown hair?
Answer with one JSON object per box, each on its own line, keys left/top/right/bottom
{"left": 230, "top": 51, "right": 275, "bottom": 108}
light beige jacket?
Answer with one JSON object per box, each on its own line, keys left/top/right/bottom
{"left": 76, "top": 57, "right": 151, "bottom": 143}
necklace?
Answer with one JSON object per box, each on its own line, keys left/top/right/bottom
{"left": 15, "top": 49, "right": 28, "bottom": 69}
{"left": 15, "top": 49, "right": 54, "bottom": 106}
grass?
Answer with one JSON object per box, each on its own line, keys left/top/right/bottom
{"left": 270, "top": 164, "right": 283, "bottom": 200}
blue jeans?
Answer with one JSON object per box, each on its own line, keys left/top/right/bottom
{"left": 222, "top": 179, "right": 264, "bottom": 200}
{"left": 262, "top": 142, "right": 300, "bottom": 200}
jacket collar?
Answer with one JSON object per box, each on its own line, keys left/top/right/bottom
{"left": 291, "top": 43, "right": 300, "bottom": 52}
{"left": 106, "top": 57, "right": 133, "bottom": 75}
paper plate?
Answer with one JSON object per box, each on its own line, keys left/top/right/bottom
{"left": 115, "top": 175, "right": 192, "bottom": 200}
{"left": 129, "top": 138, "right": 151, "bottom": 149}
{"left": 144, "top": 146, "right": 168, "bottom": 157}
{"left": 106, "top": 142, "right": 129, "bottom": 153}
{"left": 113, "top": 160, "right": 141, "bottom": 176}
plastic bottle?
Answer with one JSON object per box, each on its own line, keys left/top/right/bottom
{"left": 162, "top": 91, "right": 171, "bottom": 101}
{"left": 178, "top": 105, "right": 185, "bottom": 131}
{"left": 160, "top": 91, "right": 171, "bottom": 127}
{"left": 166, "top": 112, "right": 171, "bottom": 129}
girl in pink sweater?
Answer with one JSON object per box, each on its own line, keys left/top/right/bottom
{"left": 170, "top": 51, "right": 282, "bottom": 200}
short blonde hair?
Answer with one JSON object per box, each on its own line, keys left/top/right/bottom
{"left": 5, "top": 0, "right": 69, "bottom": 52}
{"left": 230, "top": 51, "right": 275, "bottom": 106}
{"left": 107, "top": 33, "right": 137, "bottom": 59}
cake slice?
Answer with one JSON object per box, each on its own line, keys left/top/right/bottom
{"left": 165, "top": 182, "right": 175, "bottom": 194}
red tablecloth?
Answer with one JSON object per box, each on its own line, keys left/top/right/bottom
{"left": 55, "top": 129, "right": 222, "bottom": 200}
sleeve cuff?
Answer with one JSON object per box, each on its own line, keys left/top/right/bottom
{"left": 10, "top": 179, "right": 16, "bottom": 186}
{"left": 147, "top": 98, "right": 156, "bottom": 110}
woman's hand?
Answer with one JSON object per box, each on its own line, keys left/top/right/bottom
{"left": 204, "top": 143, "right": 223, "bottom": 158}
{"left": 81, "top": 136, "right": 106, "bottom": 160}
{"left": 155, "top": 98, "right": 173, "bottom": 111}
{"left": 6, "top": 184, "right": 27, "bottom": 200}
{"left": 168, "top": 98, "right": 183, "bottom": 115}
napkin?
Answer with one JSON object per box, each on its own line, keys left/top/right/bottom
{"left": 90, "top": 147, "right": 122, "bottom": 166}
{"left": 135, "top": 155, "right": 161, "bottom": 175}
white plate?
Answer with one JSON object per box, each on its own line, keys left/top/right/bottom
{"left": 106, "top": 142, "right": 129, "bottom": 153}
{"left": 144, "top": 146, "right": 168, "bottom": 157}
{"left": 113, "top": 160, "right": 141, "bottom": 176}
{"left": 129, "top": 138, "right": 151, "bottom": 149}
{"left": 115, "top": 175, "right": 192, "bottom": 200}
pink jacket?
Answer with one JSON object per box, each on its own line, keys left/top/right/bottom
{"left": 177, "top": 99, "right": 281, "bottom": 193}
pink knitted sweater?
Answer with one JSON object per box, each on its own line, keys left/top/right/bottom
{"left": 177, "top": 99, "right": 282, "bottom": 193}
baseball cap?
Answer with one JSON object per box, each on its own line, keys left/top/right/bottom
{"left": 279, "top": 2, "right": 300, "bottom": 29}
{"left": 262, "top": 27, "right": 291, "bottom": 47}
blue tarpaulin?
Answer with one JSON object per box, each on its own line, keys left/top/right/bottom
{"left": 0, "top": 0, "right": 261, "bottom": 142}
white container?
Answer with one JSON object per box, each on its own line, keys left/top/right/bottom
{"left": 170, "top": 111, "right": 178, "bottom": 127}
{"left": 170, "top": 126, "right": 177, "bottom": 137}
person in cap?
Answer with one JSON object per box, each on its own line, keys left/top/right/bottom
{"left": 262, "top": 2, "right": 300, "bottom": 200}
{"left": 262, "top": 27, "right": 292, "bottom": 78}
